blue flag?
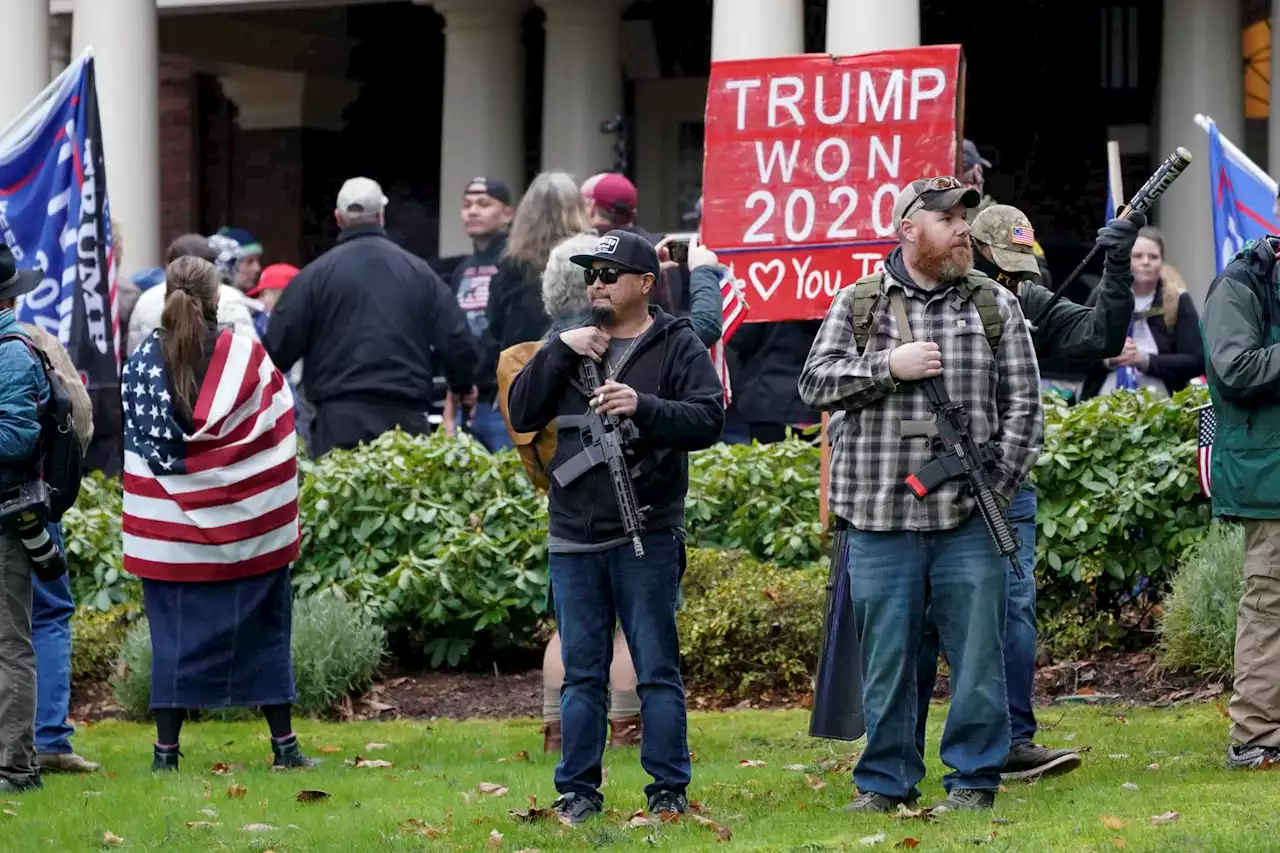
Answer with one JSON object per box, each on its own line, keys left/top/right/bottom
{"left": 1202, "top": 115, "right": 1280, "bottom": 272}
{"left": 0, "top": 51, "right": 117, "bottom": 389}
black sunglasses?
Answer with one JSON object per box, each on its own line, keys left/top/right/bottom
{"left": 584, "top": 267, "right": 630, "bottom": 285}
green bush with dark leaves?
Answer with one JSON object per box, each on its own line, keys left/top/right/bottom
{"left": 64, "top": 472, "right": 135, "bottom": 611}
{"left": 70, "top": 602, "right": 141, "bottom": 680}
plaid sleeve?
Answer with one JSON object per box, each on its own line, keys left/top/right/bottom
{"left": 798, "top": 287, "right": 896, "bottom": 412}
{"left": 989, "top": 289, "right": 1044, "bottom": 501}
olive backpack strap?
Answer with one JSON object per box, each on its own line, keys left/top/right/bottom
{"left": 958, "top": 273, "right": 1004, "bottom": 353}
{"left": 1160, "top": 278, "right": 1184, "bottom": 333}
{"left": 849, "top": 273, "right": 886, "bottom": 353}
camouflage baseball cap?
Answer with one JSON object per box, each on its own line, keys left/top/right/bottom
{"left": 891, "top": 177, "right": 982, "bottom": 229}
{"left": 970, "top": 204, "right": 1040, "bottom": 276}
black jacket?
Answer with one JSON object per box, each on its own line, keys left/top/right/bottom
{"left": 728, "top": 320, "right": 822, "bottom": 426}
{"left": 507, "top": 307, "right": 725, "bottom": 544}
{"left": 1079, "top": 279, "right": 1205, "bottom": 399}
{"left": 450, "top": 234, "right": 507, "bottom": 403}
{"left": 265, "top": 224, "right": 477, "bottom": 406}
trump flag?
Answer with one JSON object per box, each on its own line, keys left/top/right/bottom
{"left": 0, "top": 50, "right": 117, "bottom": 389}
{"left": 1196, "top": 113, "right": 1280, "bottom": 273}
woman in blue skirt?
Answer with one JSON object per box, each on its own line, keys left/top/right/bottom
{"left": 121, "top": 255, "right": 313, "bottom": 772}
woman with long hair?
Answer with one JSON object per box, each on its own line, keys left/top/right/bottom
{"left": 486, "top": 171, "right": 595, "bottom": 351}
{"left": 121, "top": 256, "right": 314, "bottom": 772}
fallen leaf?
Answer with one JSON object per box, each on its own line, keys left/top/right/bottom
{"left": 992, "top": 818, "right": 1015, "bottom": 826}
{"left": 82, "top": 791, "right": 102, "bottom": 797}
{"left": 514, "top": 849, "right": 541, "bottom": 853}
{"left": 185, "top": 821, "right": 222, "bottom": 829}
{"left": 1078, "top": 686, "right": 1096, "bottom": 695}
{"left": 242, "top": 824, "right": 276, "bottom": 832}
{"left": 198, "top": 808, "right": 218, "bottom": 818}
{"left": 688, "top": 813, "right": 732, "bottom": 841}
{"left": 896, "top": 840, "right": 921, "bottom": 850}
{"left": 1101, "top": 816, "right": 1128, "bottom": 830}
{"left": 1113, "top": 839, "right": 1127, "bottom": 849}
{"left": 804, "top": 773, "right": 827, "bottom": 790}
{"left": 860, "top": 832, "right": 887, "bottom": 846}
{"left": 227, "top": 784, "right": 248, "bottom": 799}
{"left": 498, "top": 751, "right": 530, "bottom": 763}
{"left": 2, "top": 810, "right": 16, "bottom": 817}
{"left": 1107, "top": 754, "right": 1130, "bottom": 760}
{"left": 364, "top": 742, "right": 388, "bottom": 751}
{"left": 296, "top": 789, "right": 330, "bottom": 803}
{"left": 1121, "top": 782, "right": 1139, "bottom": 792}
{"left": 738, "top": 760, "right": 766, "bottom": 768}
{"left": 103, "top": 831, "right": 124, "bottom": 846}
{"left": 1147, "top": 763, "right": 1161, "bottom": 771}
{"left": 487, "top": 828, "right": 504, "bottom": 849}
{"left": 762, "top": 587, "right": 783, "bottom": 604}
{"left": 783, "top": 764, "right": 807, "bottom": 772}
{"left": 211, "top": 762, "right": 243, "bottom": 775}
{"left": 1151, "top": 811, "right": 1181, "bottom": 825}
{"left": 352, "top": 757, "right": 393, "bottom": 769}
{"left": 477, "top": 782, "right": 509, "bottom": 797}
{"left": 895, "top": 804, "right": 932, "bottom": 821}
{"left": 316, "top": 746, "right": 342, "bottom": 755}
{"left": 1216, "top": 703, "right": 1230, "bottom": 719}
{"left": 626, "top": 810, "right": 656, "bottom": 829}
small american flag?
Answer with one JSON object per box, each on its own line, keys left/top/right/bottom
{"left": 1197, "top": 403, "right": 1216, "bottom": 498}
{"left": 1010, "top": 225, "right": 1035, "bottom": 247}
{"left": 712, "top": 266, "right": 750, "bottom": 405}
{"left": 121, "top": 329, "right": 300, "bottom": 581}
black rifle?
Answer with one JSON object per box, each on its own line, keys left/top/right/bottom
{"left": 888, "top": 292, "right": 1023, "bottom": 578}
{"left": 552, "top": 357, "right": 648, "bottom": 557}
{"left": 808, "top": 520, "right": 866, "bottom": 741}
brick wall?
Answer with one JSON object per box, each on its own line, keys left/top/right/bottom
{"left": 158, "top": 54, "right": 198, "bottom": 253}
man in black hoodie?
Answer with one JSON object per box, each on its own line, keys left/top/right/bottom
{"left": 508, "top": 230, "right": 724, "bottom": 826}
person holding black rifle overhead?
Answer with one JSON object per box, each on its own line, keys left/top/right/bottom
{"left": 913, "top": 203, "right": 1143, "bottom": 784}
{"left": 799, "top": 178, "right": 1043, "bottom": 813}
{"left": 507, "top": 230, "right": 724, "bottom": 826}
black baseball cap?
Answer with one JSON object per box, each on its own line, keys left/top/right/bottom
{"left": 569, "top": 230, "right": 660, "bottom": 278}
{"left": 463, "top": 176, "right": 512, "bottom": 205}
{"left": 0, "top": 244, "right": 43, "bottom": 301}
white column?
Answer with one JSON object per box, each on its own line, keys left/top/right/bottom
{"left": 538, "top": 0, "right": 623, "bottom": 178}
{"left": 1158, "top": 0, "right": 1243, "bottom": 305}
{"left": 429, "top": 0, "right": 526, "bottom": 258}
{"left": 710, "top": 0, "right": 803, "bottom": 61}
{"left": 825, "top": 0, "right": 920, "bottom": 54}
{"left": 72, "top": 0, "right": 161, "bottom": 270}
{"left": 0, "top": 0, "right": 50, "bottom": 130}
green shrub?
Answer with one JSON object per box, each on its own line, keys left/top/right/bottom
{"left": 71, "top": 602, "right": 141, "bottom": 680}
{"left": 111, "top": 595, "right": 389, "bottom": 719}
{"left": 1158, "top": 521, "right": 1244, "bottom": 675}
{"left": 64, "top": 472, "right": 136, "bottom": 611}
{"left": 1032, "top": 386, "right": 1212, "bottom": 625}
{"left": 291, "top": 592, "right": 388, "bottom": 716}
{"left": 677, "top": 549, "right": 825, "bottom": 698}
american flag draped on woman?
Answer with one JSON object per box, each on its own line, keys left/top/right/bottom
{"left": 121, "top": 253, "right": 315, "bottom": 773}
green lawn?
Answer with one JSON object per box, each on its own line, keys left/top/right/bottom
{"left": 6, "top": 702, "right": 1276, "bottom": 851}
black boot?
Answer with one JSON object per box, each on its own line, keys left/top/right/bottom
{"left": 270, "top": 734, "right": 316, "bottom": 770}
{"left": 152, "top": 743, "right": 181, "bottom": 773}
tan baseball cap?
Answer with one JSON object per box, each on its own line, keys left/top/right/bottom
{"left": 891, "top": 176, "right": 981, "bottom": 229}
{"left": 970, "top": 204, "right": 1040, "bottom": 276}
{"left": 336, "top": 177, "right": 388, "bottom": 215}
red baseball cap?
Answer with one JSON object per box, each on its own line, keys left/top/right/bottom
{"left": 585, "top": 173, "right": 637, "bottom": 217}
{"left": 247, "top": 263, "right": 299, "bottom": 297}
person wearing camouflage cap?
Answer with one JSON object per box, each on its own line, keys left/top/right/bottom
{"left": 962, "top": 140, "right": 1048, "bottom": 266}
{"left": 915, "top": 201, "right": 1143, "bottom": 785}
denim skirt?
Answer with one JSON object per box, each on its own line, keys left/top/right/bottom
{"left": 142, "top": 565, "right": 297, "bottom": 710}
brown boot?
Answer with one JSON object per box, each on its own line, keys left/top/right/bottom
{"left": 543, "top": 720, "right": 562, "bottom": 753}
{"left": 608, "top": 715, "right": 642, "bottom": 748}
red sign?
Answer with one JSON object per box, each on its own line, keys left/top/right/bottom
{"left": 702, "top": 46, "right": 965, "bottom": 323}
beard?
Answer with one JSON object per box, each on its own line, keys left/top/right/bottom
{"left": 914, "top": 235, "right": 974, "bottom": 282}
{"left": 588, "top": 305, "right": 616, "bottom": 325}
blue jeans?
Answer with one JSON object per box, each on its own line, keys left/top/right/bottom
{"left": 848, "top": 513, "right": 1010, "bottom": 799}
{"left": 915, "top": 483, "right": 1038, "bottom": 754}
{"left": 460, "top": 402, "right": 513, "bottom": 453}
{"left": 32, "top": 523, "right": 74, "bottom": 755}
{"left": 549, "top": 531, "right": 689, "bottom": 803}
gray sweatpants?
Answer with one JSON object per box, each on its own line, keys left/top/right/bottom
{"left": 0, "top": 531, "right": 36, "bottom": 786}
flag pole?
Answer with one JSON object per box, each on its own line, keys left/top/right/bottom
{"left": 0, "top": 48, "right": 92, "bottom": 146}
{"left": 1106, "top": 140, "right": 1124, "bottom": 211}
{"left": 819, "top": 412, "right": 830, "bottom": 530}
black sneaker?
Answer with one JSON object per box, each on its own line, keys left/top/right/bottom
{"left": 839, "top": 791, "right": 919, "bottom": 813}
{"left": 152, "top": 743, "right": 181, "bottom": 773}
{"left": 553, "top": 792, "right": 601, "bottom": 826}
{"left": 1227, "top": 742, "right": 1280, "bottom": 769}
{"left": 0, "top": 774, "right": 42, "bottom": 793}
{"left": 1001, "top": 742, "right": 1083, "bottom": 781}
{"left": 931, "top": 788, "right": 996, "bottom": 812}
{"left": 270, "top": 734, "right": 317, "bottom": 769}
{"left": 647, "top": 790, "right": 688, "bottom": 819}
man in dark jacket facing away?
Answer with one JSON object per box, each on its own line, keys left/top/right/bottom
{"left": 507, "top": 230, "right": 724, "bottom": 825}
{"left": 265, "top": 177, "right": 478, "bottom": 458}
{"left": 915, "top": 203, "right": 1143, "bottom": 783}
{"left": 1202, "top": 236, "right": 1280, "bottom": 769}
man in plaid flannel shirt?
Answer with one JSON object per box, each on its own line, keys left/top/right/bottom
{"left": 799, "top": 177, "right": 1043, "bottom": 813}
